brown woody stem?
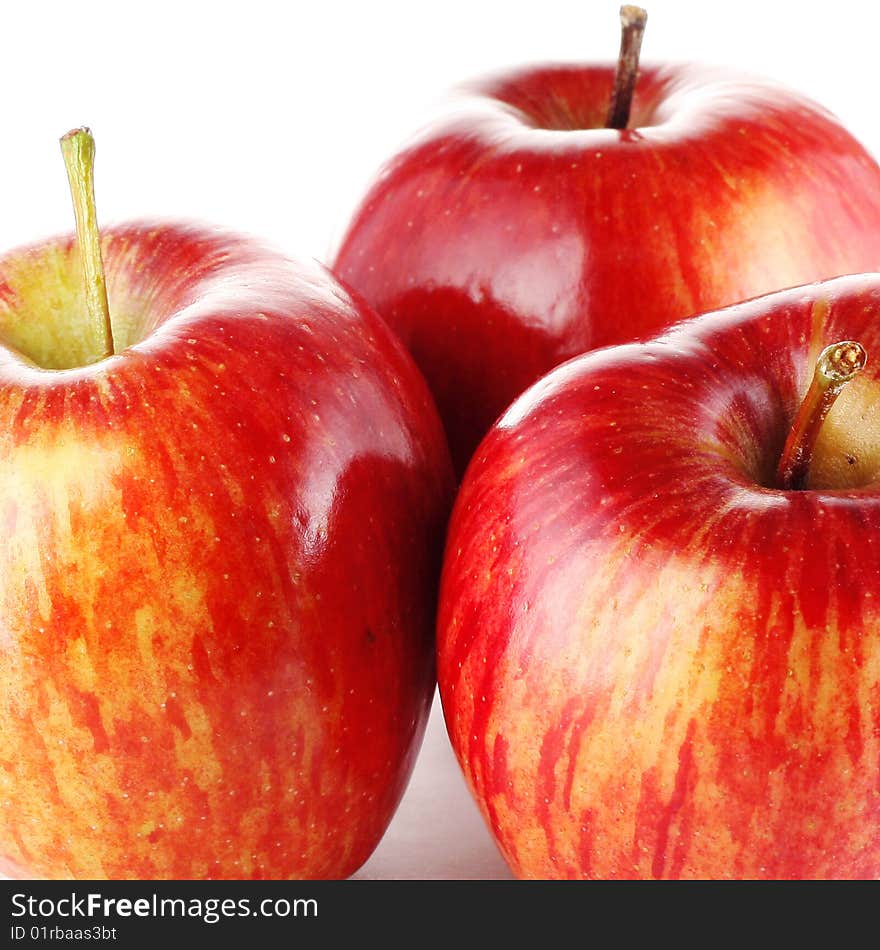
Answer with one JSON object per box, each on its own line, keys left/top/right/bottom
{"left": 776, "top": 341, "right": 867, "bottom": 490}
{"left": 60, "top": 127, "right": 115, "bottom": 361}
{"left": 605, "top": 5, "right": 648, "bottom": 130}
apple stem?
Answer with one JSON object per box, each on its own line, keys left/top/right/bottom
{"left": 776, "top": 341, "right": 867, "bottom": 490}
{"left": 60, "top": 127, "right": 115, "bottom": 361}
{"left": 605, "top": 5, "right": 648, "bottom": 130}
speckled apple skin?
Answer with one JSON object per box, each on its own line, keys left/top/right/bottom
{"left": 335, "top": 63, "right": 880, "bottom": 474}
{"left": 438, "top": 275, "right": 880, "bottom": 879}
{"left": 0, "top": 222, "right": 454, "bottom": 879}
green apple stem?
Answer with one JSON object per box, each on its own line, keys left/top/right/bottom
{"left": 60, "top": 127, "right": 114, "bottom": 360}
{"left": 605, "top": 5, "right": 648, "bottom": 130}
{"left": 776, "top": 340, "right": 867, "bottom": 490}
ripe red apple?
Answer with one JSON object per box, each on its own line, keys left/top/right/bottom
{"left": 437, "top": 272, "right": 880, "bottom": 879}
{"left": 333, "top": 7, "right": 880, "bottom": 474}
{"left": 0, "top": 130, "right": 453, "bottom": 879}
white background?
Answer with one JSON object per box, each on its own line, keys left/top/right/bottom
{"left": 2, "top": 0, "right": 877, "bottom": 879}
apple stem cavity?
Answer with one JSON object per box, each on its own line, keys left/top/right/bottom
{"left": 776, "top": 340, "right": 867, "bottom": 491}
{"left": 60, "top": 127, "right": 115, "bottom": 361}
{"left": 605, "top": 5, "right": 648, "bottom": 130}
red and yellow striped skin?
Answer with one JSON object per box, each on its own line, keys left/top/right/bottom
{"left": 334, "top": 63, "right": 880, "bottom": 474}
{"left": 438, "top": 275, "right": 880, "bottom": 879}
{"left": 0, "top": 222, "right": 453, "bottom": 879}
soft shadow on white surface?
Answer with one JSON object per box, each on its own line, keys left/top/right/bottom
{"left": 352, "top": 692, "right": 513, "bottom": 880}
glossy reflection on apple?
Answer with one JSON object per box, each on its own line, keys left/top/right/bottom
{"left": 334, "top": 7, "right": 880, "bottom": 474}
{"left": 0, "top": 130, "right": 454, "bottom": 880}
{"left": 438, "top": 274, "right": 880, "bottom": 879}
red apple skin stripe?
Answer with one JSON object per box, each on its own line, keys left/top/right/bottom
{"left": 0, "top": 222, "right": 454, "bottom": 880}
{"left": 437, "top": 273, "right": 880, "bottom": 879}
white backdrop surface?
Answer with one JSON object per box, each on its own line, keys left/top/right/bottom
{"left": 1, "top": 0, "right": 876, "bottom": 880}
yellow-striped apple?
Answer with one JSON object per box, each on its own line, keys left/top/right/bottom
{"left": 333, "top": 6, "right": 880, "bottom": 474}
{"left": 438, "top": 274, "right": 880, "bottom": 879}
{"left": 0, "top": 129, "right": 453, "bottom": 879}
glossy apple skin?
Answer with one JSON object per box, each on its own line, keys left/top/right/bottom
{"left": 438, "top": 274, "right": 880, "bottom": 879}
{"left": 0, "top": 222, "right": 453, "bottom": 879}
{"left": 334, "top": 62, "right": 880, "bottom": 474}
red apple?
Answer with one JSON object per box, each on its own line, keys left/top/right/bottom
{"left": 437, "top": 272, "right": 880, "bottom": 879}
{"left": 333, "top": 8, "right": 880, "bottom": 475}
{"left": 0, "top": 130, "right": 453, "bottom": 879}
